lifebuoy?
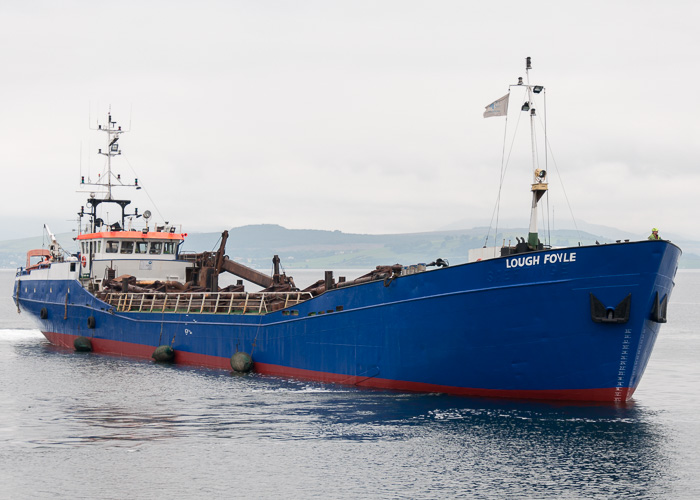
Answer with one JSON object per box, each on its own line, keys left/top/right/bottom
{"left": 81, "top": 255, "right": 87, "bottom": 268}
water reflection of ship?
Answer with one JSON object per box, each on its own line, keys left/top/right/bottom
{"left": 360, "top": 395, "right": 670, "bottom": 496}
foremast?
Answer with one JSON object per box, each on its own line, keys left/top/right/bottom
{"left": 521, "top": 57, "right": 548, "bottom": 249}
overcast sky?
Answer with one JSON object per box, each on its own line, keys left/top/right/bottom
{"left": 1, "top": 0, "right": 698, "bottom": 241}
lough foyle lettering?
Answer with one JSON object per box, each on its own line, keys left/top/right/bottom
{"left": 506, "top": 252, "right": 577, "bottom": 269}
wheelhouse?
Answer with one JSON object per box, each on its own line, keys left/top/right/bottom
{"left": 76, "top": 230, "right": 190, "bottom": 287}
{"left": 77, "top": 230, "right": 185, "bottom": 259}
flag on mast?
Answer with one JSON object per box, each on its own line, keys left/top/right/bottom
{"left": 483, "top": 94, "right": 509, "bottom": 118}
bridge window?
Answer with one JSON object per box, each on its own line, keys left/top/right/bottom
{"left": 106, "top": 241, "right": 119, "bottom": 253}
{"left": 163, "top": 242, "right": 174, "bottom": 255}
{"left": 135, "top": 242, "right": 148, "bottom": 254}
{"left": 149, "top": 242, "right": 162, "bottom": 255}
{"left": 120, "top": 241, "right": 134, "bottom": 254}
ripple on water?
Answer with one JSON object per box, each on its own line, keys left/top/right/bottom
{"left": 0, "top": 315, "right": 696, "bottom": 499}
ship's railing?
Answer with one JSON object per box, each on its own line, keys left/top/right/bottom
{"left": 103, "top": 291, "right": 314, "bottom": 315}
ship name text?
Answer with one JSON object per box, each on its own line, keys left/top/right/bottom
{"left": 505, "top": 252, "right": 577, "bottom": 269}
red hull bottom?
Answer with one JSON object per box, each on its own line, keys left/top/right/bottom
{"left": 41, "top": 331, "right": 635, "bottom": 402}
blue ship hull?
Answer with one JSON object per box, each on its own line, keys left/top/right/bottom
{"left": 14, "top": 240, "right": 680, "bottom": 401}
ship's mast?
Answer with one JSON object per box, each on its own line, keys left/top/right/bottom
{"left": 79, "top": 109, "right": 141, "bottom": 234}
{"left": 523, "top": 57, "right": 548, "bottom": 249}
{"left": 97, "top": 109, "right": 123, "bottom": 200}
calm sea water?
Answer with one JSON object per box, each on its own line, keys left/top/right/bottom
{"left": 1, "top": 268, "right": 699, "bottom": 499}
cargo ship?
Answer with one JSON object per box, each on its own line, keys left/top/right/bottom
{"left": 12, "top": 59, "right": 680, "bottom": 401}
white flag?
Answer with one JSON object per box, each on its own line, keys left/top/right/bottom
{"left": 483, "top": 94, "right": 509, "bottom": 118}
